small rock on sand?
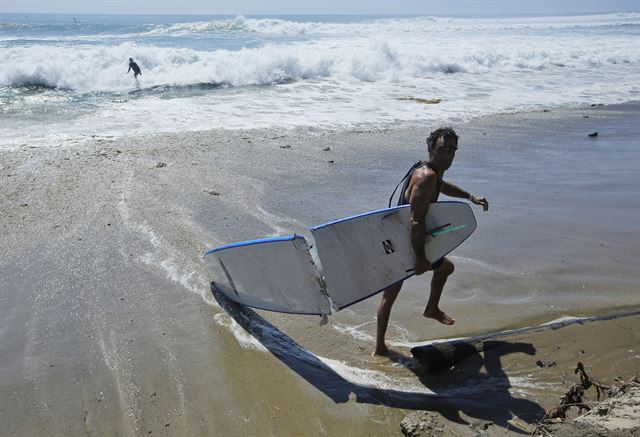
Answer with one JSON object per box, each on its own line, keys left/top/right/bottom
{"left": 400, "top": 411, "right": 444, "bottom": 437}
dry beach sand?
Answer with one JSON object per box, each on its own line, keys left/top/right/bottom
{"left": 1, "top": 103, "right": 639, "bottom": 436}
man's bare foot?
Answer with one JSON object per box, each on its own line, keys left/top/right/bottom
{"left": 423, "top": 307, "right": 456, "bottom": 325}
{"left": 373, "top": 344, "right": 390, "bottom": 356}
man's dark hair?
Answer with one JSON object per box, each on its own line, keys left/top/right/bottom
{"left": 427, "top": 127, "right": 458, "bottom": 153}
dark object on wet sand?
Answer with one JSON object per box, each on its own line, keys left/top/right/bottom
{"left": 410, "top": 339, "right": 493, "bottom": 372}
{"left": 588, "top": 132, "right": 598, "bottom": 137}
{"left": 156, "top": 162, "right": 167, "bottom": 168}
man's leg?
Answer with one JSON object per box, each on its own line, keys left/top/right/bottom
{"left": 374, "top": 282, "right": 403, "bottom": 356}
{"left": 423, "top": 257, "right": 455, "bottom": 325}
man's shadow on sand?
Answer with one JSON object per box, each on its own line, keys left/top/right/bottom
{"left": 212, "top": 285, "right": 545, "bottom": 433}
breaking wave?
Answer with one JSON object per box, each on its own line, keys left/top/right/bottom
{"left": 146, "top": 13, "right": 640, "bottom": 36}
{"left": 1, "top": 35, "right": 637, "bottom": 93}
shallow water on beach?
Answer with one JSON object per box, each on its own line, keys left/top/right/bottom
{"left": 1, "top": 13, "right": 639, "bottom": 433}
{"left": 1, "top": 100, "right": 638, "bottom": 435}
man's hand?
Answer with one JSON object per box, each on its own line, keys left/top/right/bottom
{"left": 414, "top": 258, "right": 432, "bottom": 275}
{"left": 470, "top": 194, "right": 489, "bottom": 212}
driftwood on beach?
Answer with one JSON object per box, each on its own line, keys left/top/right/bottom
{"left": 533, "top": 363, "right": 640, "bottom": 437}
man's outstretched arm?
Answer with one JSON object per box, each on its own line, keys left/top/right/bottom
{"left": 441, "top": 180, "right": 489, "bottom": 211}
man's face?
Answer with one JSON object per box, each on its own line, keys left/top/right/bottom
{"left": 430, "top": 136, "right": 457, "bottom": 170}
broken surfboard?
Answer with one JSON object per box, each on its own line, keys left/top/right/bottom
{"left": 204, "top": 201, "right": 476, "bottom": 316}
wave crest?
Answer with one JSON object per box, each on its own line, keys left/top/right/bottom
{"left": 144, "top": 13, "right": 640, "bottom": 37}
{"left": 1, "top": 38, "right": 637, "bottom": 93}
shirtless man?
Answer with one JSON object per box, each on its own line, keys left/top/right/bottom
{"left": 374, "top": 127, "right": 489, "bottom": 356}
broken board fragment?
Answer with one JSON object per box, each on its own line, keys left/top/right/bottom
{"left": 204, "top": 235, "right": 330, "bottom": 315}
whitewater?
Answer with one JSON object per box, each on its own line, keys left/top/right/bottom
{"left": 1, "top": 13, "right": 639, "bottom": 146}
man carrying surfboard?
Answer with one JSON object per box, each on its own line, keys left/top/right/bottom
{"left": 374, "top": 127, "right": 489, "bottom": 356}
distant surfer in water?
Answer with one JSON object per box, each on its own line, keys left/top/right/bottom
{"left": 128, "top": 58, "right": 142, "bottom": 79}
{"left": 374, "top": 127, "right": 489, "bottom": 356}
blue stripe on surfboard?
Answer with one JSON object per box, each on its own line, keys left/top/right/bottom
{"left": 309, "top": 201, "right": 468, "bottom": 231}
{"left": 310, "top": 205, "right": 408, "bottom": 231}
{"left": 431, "top": 224, "right": 467, "bottom": 236}
{"left": 204, "top": 234, "right": 302, "bottom": 256}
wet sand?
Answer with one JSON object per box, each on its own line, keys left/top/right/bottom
{"left": 1, "top": 102, "right": 639, "bottom": 436}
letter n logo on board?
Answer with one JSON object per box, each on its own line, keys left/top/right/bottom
{"left": 382, "top": 239, "right": 395, "bottom": 254}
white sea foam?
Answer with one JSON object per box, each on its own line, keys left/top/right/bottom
{"left": 145, "top": 13, "right": 640, "bottom": 37}
{"left": 331, "top": 321, "right": 376, "bottom": 343}
{"left": 1, "top": 13, "right": 639, "bottom": 145}
{"left": 147, "top": 16, "right": 250, "bottom": 35}
{"left": 318, "top": 356, "right": 437, "bottom": 394}
{"left": 117, "top": 172, "right": 209, "bottom": 300}
{"left": 2, "top": 30, "right": 637, "bottom": 92}
{"left": 212, "top": 313, "right": 268, "bottom": 351}
{"left": 320, "top": 354, "right": 544, "bottom": 396}
{"left": 331, "top": 320, "right": 415, "bottom": 347}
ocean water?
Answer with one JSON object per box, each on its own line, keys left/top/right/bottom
{"left": 1, "top": 12, "right": 639, "bottom": 146}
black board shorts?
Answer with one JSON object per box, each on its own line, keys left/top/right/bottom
{"left": 431, "top": 258, "right": 444, "bottom": 270}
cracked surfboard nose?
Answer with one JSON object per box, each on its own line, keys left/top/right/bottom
{"left": 204, "top": 234, "right": 331, "bottom": 316}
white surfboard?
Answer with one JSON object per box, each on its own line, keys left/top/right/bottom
{"left": 311, "top": 202, "right": 476, "bottom": 310}
{"left": 204, "top": 235, "right": 331, "bottom": 315}
{"left": 204, "top": 201, "right": 476, "bottom": 315}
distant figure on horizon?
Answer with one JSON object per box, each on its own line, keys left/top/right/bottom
{"left": 128, "top": 58, "right": 142, "bottom": 79}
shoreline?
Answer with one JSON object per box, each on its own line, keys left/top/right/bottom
{"left": 3, "top": 99, "right": 640, "bottom": 152}
{"left": 1, "top": 101, "right": 639, "bottom": 436}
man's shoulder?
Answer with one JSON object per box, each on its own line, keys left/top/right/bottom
{"left": 411, "top": 166, "right": 437, "bottom": 183}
